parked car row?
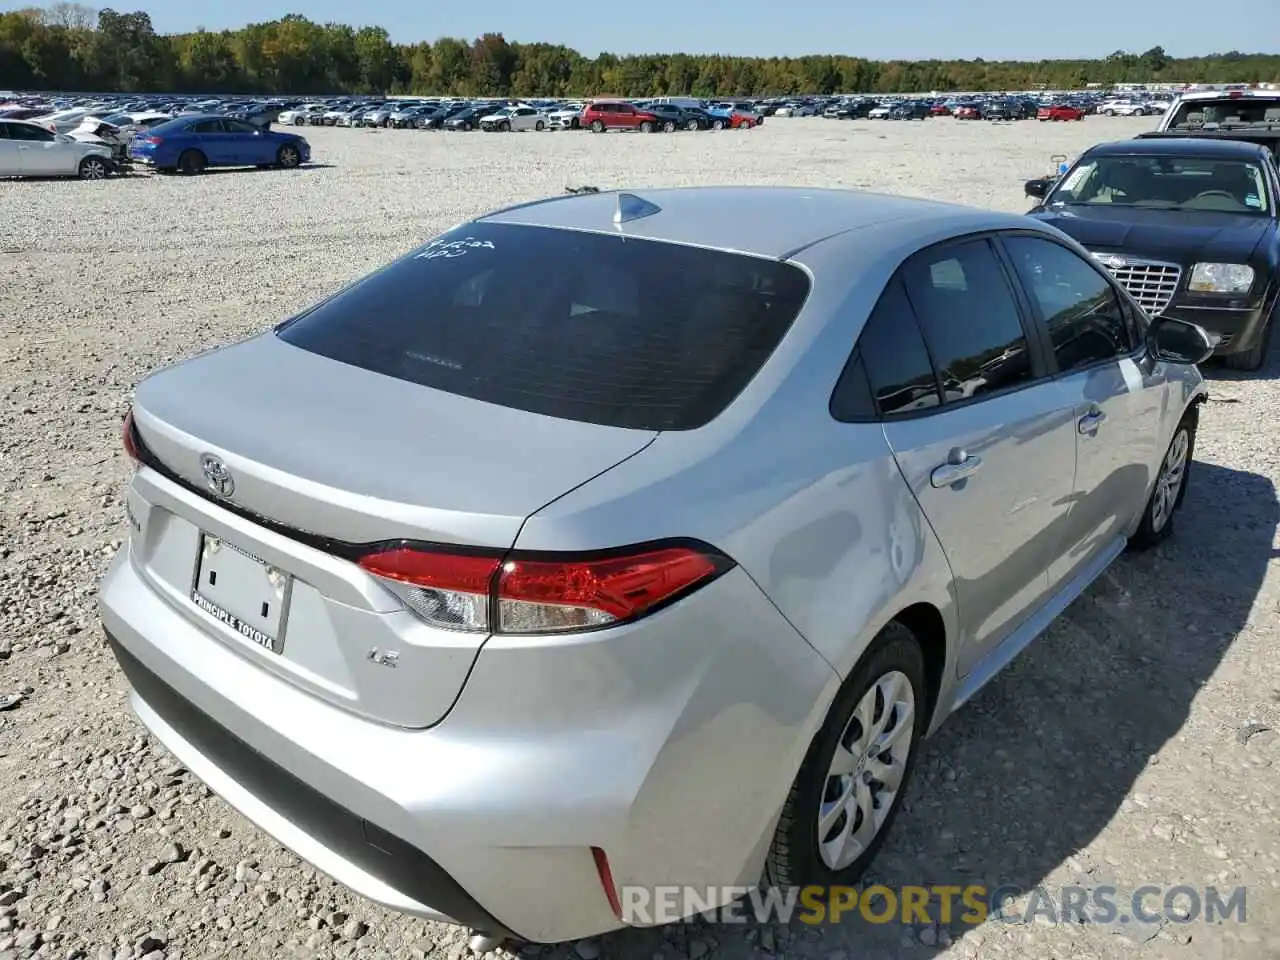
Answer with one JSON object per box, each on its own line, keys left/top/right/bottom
{"left": 0, "top": 111, "right": 309, "bottom": 179}
{"left": 274, "top": 97, "right": 765, "bottom": 133}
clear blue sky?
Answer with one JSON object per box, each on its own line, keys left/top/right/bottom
{"left": 16, "top": 0, "right": 1280, "bottom": 59}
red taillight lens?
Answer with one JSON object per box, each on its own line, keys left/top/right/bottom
{"left": 357, "top": 548, "right": 500, "bottom": 632}
{"left": 357, "top": 542, "right": 730, "bottom": 635}
{"left": 499, "top": 546, "right": 721, "bottom": 633}
{"left": 122, "top": 409, "right": 141, "bottom": 464}
{"left": 141, "top": 136, "right": 162, "bottom": 145}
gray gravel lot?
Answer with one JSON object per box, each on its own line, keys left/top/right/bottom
{"left": 1, "top": 115, "right": 1278, "bottom": 960}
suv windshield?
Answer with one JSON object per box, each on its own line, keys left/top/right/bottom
{"left": 1048, "top": 154, "right": 1271, "bottom": 215}
{"left": 277, "top": 221, "right": 812, "bottom": 431}
{"left": 1167, "top": 96, "right": 1280, "bottom": 128}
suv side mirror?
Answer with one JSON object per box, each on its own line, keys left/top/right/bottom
{"left": 1024, "top": 178, "right": 1052, "bottom": 199}
{"left": 1148, "top": 317, "right": 1216, "bottom": 365}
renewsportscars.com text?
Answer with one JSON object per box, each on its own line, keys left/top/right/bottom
{"left": 619, "top": 884, "right": 1248, "bottom": 927}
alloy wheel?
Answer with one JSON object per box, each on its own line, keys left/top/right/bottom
{"left": 817, "top": 670, "right": 915, "bottom": 870}
{"left": 1150, "top": 428, "right": 1189, "bottom": 533}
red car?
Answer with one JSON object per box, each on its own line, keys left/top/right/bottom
{"left": 954, "top": 105, "right": 982, "bottom": 120}
{"left": 581, "top": 100, "right": 663, "bottom": 133}
{"left": 1037, "top": 104, "right": 1084, "bottom": 122}
{"left": 929, "top": 104, "right": 952, "bottom": 117}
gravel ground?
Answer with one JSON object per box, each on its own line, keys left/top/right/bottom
{"left": 1, "top": 115, "right": 1278, "bottom": 960}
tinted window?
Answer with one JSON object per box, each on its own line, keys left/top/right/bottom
{"left": 222, "top": 118, "right": 258, "bottom": 133}
{"left": 191, "top": 119, "right": 223, "bottom": 133}
{"left": 6, "top": 123, "right": 53, "bottom": 142}
{"left": 844, "top": 277, "right": 941, "bottom": 417}
{"left": 1003, "top": 236, "right": 1132, "bottom": 373}
{"left": 902, "top": 239, "right": 1035, "bottom": 402}
{"left": 278, "top": 222, "right": 811, "bottom": 431}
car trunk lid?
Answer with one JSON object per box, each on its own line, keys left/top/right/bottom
{"left": 127, "top": 333, "right": 656, "bottom": 727}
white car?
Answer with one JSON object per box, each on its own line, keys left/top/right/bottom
{"left": 478, "top": 106, "right": 548, "bottom": 132}
{"left": 31, "top": 107, "right": 92, "bottom": 133}
{"left": 278, "top": 104, "right": 328, "bottom": 126}
{"left": 774, "top": 103, "right": 816, "bottom": 117}
{"left": 1097, "top": 98, "right": 1150, "bottom": 117}
{"left": 868, "top": 104, "right": 893, "bottom": 119}
{"left": 546, "top": 104, "right": 585, "bottom": 130}
{"left": 0, "top": 118, "right": 113, "bottom": 179}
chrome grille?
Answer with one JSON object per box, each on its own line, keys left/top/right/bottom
{"left": 1090, "top": 254, "right": 1181, "bottom": 317}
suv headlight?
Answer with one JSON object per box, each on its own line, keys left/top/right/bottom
{"left": 1189, "top": 263, "right": 1254, "bottom": 294}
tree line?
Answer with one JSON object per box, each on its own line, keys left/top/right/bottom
{"left": 3, "top": 4, "right": 1279, "bottom": 98}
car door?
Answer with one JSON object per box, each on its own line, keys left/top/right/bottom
{"left": 1000, "top": 233, "right": 1163, "bottom": 587}
{"left": 8, "top": 122, "right": 71, "bottom": 174}
{"left": 614, "top": 105, "right": 638, "bottom": 129}
{"left": 222, "top": 118, "right": 265, "bottom": 163}
{"left": 189, "top": 118, "right": 232, "bottom": 164}
{"left": 0, "top": 124, "right": 19, "bottom": 176}
{"left": 869, "top": 238, "right": 1082, "bottom": 676}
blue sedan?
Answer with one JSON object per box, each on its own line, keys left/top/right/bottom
{"left": 129, "top": 115, "right": 311, "bottom": 174}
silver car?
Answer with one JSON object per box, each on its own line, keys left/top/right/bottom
{"left": 99, "top": 187, "right": 1212, "bottom": 945}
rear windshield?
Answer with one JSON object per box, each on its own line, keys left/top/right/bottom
{"left": 277, "top": 221, "right": 811, "bottom": 431}
{"left": 1168, "top": 97, "right": 1280, "bottom": 128}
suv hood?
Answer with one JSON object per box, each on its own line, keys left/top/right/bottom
{"left": 1032, "top": 205, "right": 1272, "bottom": 263}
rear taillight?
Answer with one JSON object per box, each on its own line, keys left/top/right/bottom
{"left": 140, "top": 136, "right": 162, "bottom": 145}
{"left": 122, "top": 408, "right": 141, "bottom": 464}
{"left": 357, "top": 541, "right": 732, "bottom": 635}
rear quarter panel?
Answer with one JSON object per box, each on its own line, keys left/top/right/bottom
{"left": 513, "top": 225, "right": 963, "bottom": 698}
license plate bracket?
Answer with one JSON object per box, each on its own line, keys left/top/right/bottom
{"left": 191, "top": 534, "right": 292, "bottom": 654}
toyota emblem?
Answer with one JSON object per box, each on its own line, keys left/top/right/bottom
{"left": 200, "top": 454, "right": 235, "bottom": 498}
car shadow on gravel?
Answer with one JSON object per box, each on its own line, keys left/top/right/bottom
{"left": 590, "top": 461, "right": 1278, "bottom": 960}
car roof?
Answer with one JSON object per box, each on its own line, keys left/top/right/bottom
{"left": 1086, "top": 136, "right": 1271, "bottom": 161}
{"left": 477, "top": 186, "right": 1037, "bottom": 260}
{"left": 3, "top": 118, "right": 46, "bottom": 130}
{"left": 1175, "top": 89, "right": 1280, "bottom": 102}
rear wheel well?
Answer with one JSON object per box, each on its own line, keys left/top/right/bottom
{"left": 891, "top": 603, "right": 947, "bottom": 725}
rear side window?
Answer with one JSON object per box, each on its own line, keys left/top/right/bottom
{"left": 838, "top": 277, "right": 941, "bottom": 418}
{"left": 278, "top": 222, "right": 811, "bottom": 431}
{"left": 902, "top": 239, "right": 1036, "bottom": 402}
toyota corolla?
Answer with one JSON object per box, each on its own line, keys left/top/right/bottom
{"left": 99, "top": 186, "right": 1212, "bottom": 945}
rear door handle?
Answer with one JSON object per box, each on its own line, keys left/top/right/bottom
{"left": 930, "top": 453, "right": 983, "bottom": 488}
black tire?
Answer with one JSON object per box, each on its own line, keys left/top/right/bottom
{"left": 1129, "top": 413, "right": 1197, "bottom": 551}
{"left": 535, "top": 120, "right": 545, "bottom": 131}
{"left": 1104, "top": 109, "right": 1116, "bottom": 116}
{"left": 276, "top": 143, "right": 301, "bottom": 169}
{"left": 767, "top": 622, "right": 927, "bottom": 888}
{"left": 1133, "top": 108, "right": 1146, "bottom": 117}
{"left": 499, "top": 120, "right": 511, "bottom": 132}
{"left": 685, "top": 118, "right": 699, "bottom": 131}
{"left": 662, "top": 120, "right": 676, "bottom": 133}
{"left": 591, "top": 119, "right": 605, "bottom": 133}
{"left": 77, "top": 156, "right": 109, "bottom": 180}
{"left": 639, "top": 120, "right": 654, "bottom": 133}
{"left": 712, "top": 118, "right": 725, "bottom": 130}
{"left": 177, "top": 150, "right": 206, "bottom": 175}
{"left": 570, "top": 117, "right": 580, "bottom": 129}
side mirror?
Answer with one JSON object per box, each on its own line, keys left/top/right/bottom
{"left": 1148, "top": 317, "right": 1216, "bottom": 365}
{"left": 1024, "top": 178, "right": 1052, "bottom": 199}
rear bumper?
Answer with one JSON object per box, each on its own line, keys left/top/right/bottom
{"left": 106, "top": 631, "right": 515, "bottom": 938}
{"left": 99, "top": 532, "right": 838, "bottom": 942}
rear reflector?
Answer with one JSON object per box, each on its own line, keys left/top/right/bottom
{"left": 591, "top": 847, "right": 623, "bottom": 920}
{"left": 357, "top": 541, "right": 732, "bottom": 636}
{"left": 122, "top": 409, "right": 141, "bottom": 464}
